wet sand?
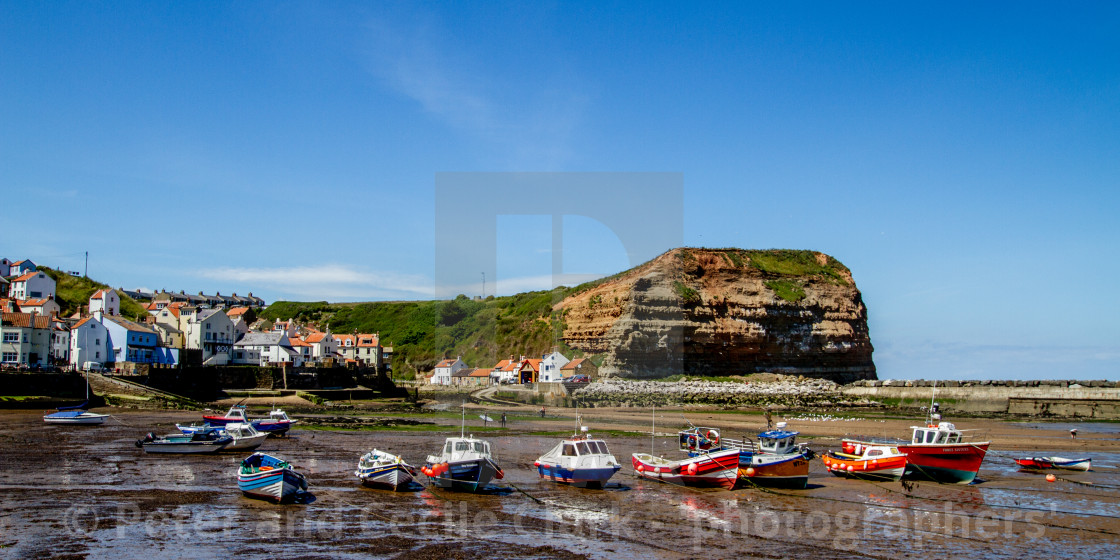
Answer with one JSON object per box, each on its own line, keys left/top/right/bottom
{"left": 1, "top": 408, "right": 1118, "bottom": 559}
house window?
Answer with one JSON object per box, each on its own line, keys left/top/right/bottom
{"left": 1, "top": 352, "right": 17, "bottom": 363}
{"left": 2, "top": 333, "right": 17, "bottom": 343}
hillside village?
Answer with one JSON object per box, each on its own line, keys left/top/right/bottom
{"left": 0, "top": 257, "right": 390, "bottom": 375}
{"left": 0, "top": 256, "right": 595, "bottom": 389}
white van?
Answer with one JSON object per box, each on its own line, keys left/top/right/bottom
{"left": 83, "top": 361, "right": 106, "bottom": 373}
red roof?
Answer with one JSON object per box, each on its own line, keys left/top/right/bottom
{"left": 304, "top": 332, "right": 326, "bottom": 343}
{"left": 435, "top": 358, "right": 458, "bottom": 368}
{"left": 561, "top": 358, "right": 587, "bottom": 370}
{"left": 11, "top": 271, "right": 38, "bottom": 283}
{"left": 356, "top": 335, "right": 379, "bottom": 347}
{"left": 1, "top": 312, "right": 51, "bottom": 329}
{"left": 226, "top": 306, "right": 250, "bottom": 317}
{"left": 90, "top": 289, "right": 112, "bottom": 300}
{"left": 469, "top": 368, "right": 492, "bottom": 377}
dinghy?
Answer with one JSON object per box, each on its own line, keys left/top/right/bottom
{"left": 238, "top": 452, "right": 308, "bottom": 503}
{"left": 355, "top": 449, "right": 417, "bottom": 491}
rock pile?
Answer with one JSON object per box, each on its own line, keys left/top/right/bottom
{"left": 571, "top": 376, "right": 841, "bottom": 408}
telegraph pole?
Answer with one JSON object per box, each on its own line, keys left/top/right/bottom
{"left": 481, "top": 272, "right": 485, "bottom": 299}
{"left": 84, "top": 251, "right": 88, "bottom": 277}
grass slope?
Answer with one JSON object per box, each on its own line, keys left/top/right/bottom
{"left": 38, "top": 268, "right": 149, "bottom": 320}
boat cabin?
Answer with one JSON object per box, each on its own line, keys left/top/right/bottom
{"left": 221, "top": 405, "right": 249, "bottom": 422}
{"left": 679, "top": 427, "right": 721, "bottom": 452}
{"left": 223, "top": 422, "right": 261, "bottom": 439}
{"left": 757, "top": 430, "right": 801, "bottom": 454}
{"left": 438, "top": 437, "right": 493, "bottom": 461}
{"left": 910, "top": 422, "right": 963, "bottom": 445}
{"left": 267, "top": 409, "right": 293, "bottom": 423}
{"left": 560, "top": 438, "right": 611, "bottom": 457}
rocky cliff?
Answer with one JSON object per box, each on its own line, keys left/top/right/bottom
{"left": 556, "top": 248, "right": 876, "bottom": 383}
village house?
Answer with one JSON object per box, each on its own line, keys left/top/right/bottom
{"left": 8, "top": 259, "right": 37, "bottom": 277}
{"left": 69, "top": 316, "right": 109, "bottom": 369}
{"left": 539, "top": 350, "right": 571, "bottom": 383}
{"left": 0, "top": 258, "right": 12, "bottom": 277}
{"left": 8, "top": 270, "right": 55, "bottom": 300}
{"left": 560, "top": 357, "right": 598, "bottom": 380}
{"left": 231, "top": 332, "right": 300, "bottom": 366}
{"left": 149, "top": 321, "right": 183, "bottom": 350}
{"left": 49, "top": 317, "right": 69, "bottom": 365}
{"left": 303, "top": 330, "right": 338, "bottom": 362}
{"left": 102, "top": 314, "right": 177, "bottom": 367}
{"left": 491, "top": 356, "right": 520, "bottom": 384}
{"left": 88, "top": 289, "right": 120, "bottom": 316}
{"left": 179, "top": 307, "right": 235, "bottom": 365}
{"left": 17, "top": 296, "right": 60, "bottom": 317}
{"left": 431, "top": 356, "right": 467, "bottom": 385}
{"left": 0, "top": 312, "right": 52, "bottom": 367}
{"left": 517, "top": 358, "right": 543, "bottom": 384}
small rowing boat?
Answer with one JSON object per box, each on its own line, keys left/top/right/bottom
{"left": 356, "top": 449, "right": 416, "bottom": 491}
{"left": 1015, "top": 456, "right": 1091, "bottom": 471}
{"left": 238, "top": 452, "right": 308, "bottom": 503}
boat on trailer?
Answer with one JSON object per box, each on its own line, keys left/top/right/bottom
{"left": 535, "top": 426, "right": 622, "bottom": 488}
{"left": 238, "top": 452, "right": 308, "bottom": 503}
{"left": 823, "top": 441, "right": 908, "bottom": 481}
{"left": 356, "top": 449, "right": 417, "bottom": 491}
{"left": 1015, "top": 456, "right": 1091, "bottom": 471}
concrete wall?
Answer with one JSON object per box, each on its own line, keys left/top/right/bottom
{"left": 842, "top": 379, "right": 1120, "bottom": 418}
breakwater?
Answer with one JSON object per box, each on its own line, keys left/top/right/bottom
{"left": 842, "top": 379, "right": 1120, "bottom": 419}
{"left": 570, "top": 377, "right": 845, "bottom": 408}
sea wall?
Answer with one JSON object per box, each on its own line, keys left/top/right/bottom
{"left": 570, "top": 377, "right": 844, "bottom": 408}
{"left": 841, "top": 379, "right": 1120, "bottom": 418}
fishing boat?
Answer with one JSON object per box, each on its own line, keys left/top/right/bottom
{"left": 176, "top": 422, "right": 268, "bottom": 452}
{"left": 679, "top": 424, "right": 812, "bottom": 489}
{"left": 201, "top": 405, "right": 297, "bottom": 435}
{"left": 736, "top": 427, "right": 813, "bottom": 489}
{"left": 846, "top": 410, "right": 989, "bottom": 484}
{"left": 355, "top": 449, "right": 417, "bottom": 491}
{"left": 238, "top": 452, "right": 308, "bottom": 503}
{"left": 823, "top": 442, "right": 908, "bottom": 481}
{"left": 43, "top": 373, "right": 108, "bottom": 425}
{"left": 135, "top": 431, "right": 232, "bottom": 454}
{"left": 422, "top": 435, "right": 503, "bottom": 492}
{"left": 632, "top": 446, "right": 740, "bottom": 489}
{"left": 535, "top": 426, "right": 622, "bottom": 488}
{"left": 1015, "top": 456, "right": 1091, "bottom": 471}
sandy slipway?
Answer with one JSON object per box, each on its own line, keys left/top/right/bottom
{"left": 570, "top": 377, "right": 848, "bottom": 408}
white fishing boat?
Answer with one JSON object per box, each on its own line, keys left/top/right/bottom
{"left": 420, "top": 405, "right": 503, "bottom": 492}
{"left": 135, "top": 431, "right": 232, "bottom": 454}
{"left": 175, "top": 422, "right": 268, "bottom": 451}
{"left": 536, "top": 426, "right": 621, "bottom": 488}
{"left": 355, "top": 449, "right": 417, "bottom": 491}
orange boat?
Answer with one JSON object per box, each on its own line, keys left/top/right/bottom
{"left": 822, "top": 442, "right": 907, "bottom": 481}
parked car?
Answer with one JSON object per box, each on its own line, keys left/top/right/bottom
{"left": 567, "top": 374, "right": 590, "bottom": 383}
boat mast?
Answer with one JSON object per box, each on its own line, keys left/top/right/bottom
{"left": 928, "top": 380, "right": 938, "bottom": 425}
{"left": 651, "top": 405, "right": 656, "bottom": 456}
{"left": 461, "top": 402, "right": 466, "bottom": 438}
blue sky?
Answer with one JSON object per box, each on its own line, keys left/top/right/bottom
{"left": 2, "top": 2, "right": 1117, "bottom": 380}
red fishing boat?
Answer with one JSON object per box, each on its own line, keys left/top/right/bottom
{"left": 846, "top": 404, "right": 989, "bottom": 484}
{"left": 824, "top": 442, "right": 907, "bottom": 481}
{"left": 631, "top": 447, "right": 740, "bottom": 490}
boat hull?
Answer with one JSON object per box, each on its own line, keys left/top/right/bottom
{"left": 358, "top": 464, "right": 416, "bottom": 491}
{"left": 44, "top": 412, "right": 107, "bottom": 425}
{"left": 536, "top": 463, "right": 621, "bottom": 488}
{"left": 428, "top": 459, "right": 500, "bottom": 493}
{"left": 224, "top": 433, "right": 269, "bottom": 452}
{"left": 1016, "top": 457, "right": 1091, "bottom": 471}
{"left": 739, "top": 453, "right": 811, "bottom": 489}
{"left": 823, "top": 453, "right": 907, "bottom": 482}
{"left": 632, "top": 449, "right": 739, "bottom": 490}
{"left": 897, "top": 442, "right": 989, "bottom": 484}
{"left": 239, "top": 468, "right": 308, "bottom": 502}
{"left": 140, "top": 441, "right": 229, "bottom": 454}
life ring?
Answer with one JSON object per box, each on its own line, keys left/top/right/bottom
{"left": 707, "top": 430, "right": 720, "bottom": 447}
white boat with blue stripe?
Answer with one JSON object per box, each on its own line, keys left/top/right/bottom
{"left": 238, "top": 452, "right": 308, "bottom": 503}
{"left": 356, "top": 449, "right": 417, "bottom": 491}
{"left": 535, "top": 426, "right": 621, "bottom": 488}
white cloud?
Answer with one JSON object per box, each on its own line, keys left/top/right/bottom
{"left": 198, "top": 265, "right": 434, "bottom": 302}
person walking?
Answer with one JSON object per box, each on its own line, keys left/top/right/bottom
{"left": 765, "top": 407, "right": 773, "bottom": 430}
{"left": 501, "top": 412, "right": 507, "bottom": 428}
{"left": 540, "top": 406, "right": 546, "bottom": 418}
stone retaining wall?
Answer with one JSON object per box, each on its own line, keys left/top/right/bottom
{"left": 841, "top": 379, "right": 1120, "bottom": 418}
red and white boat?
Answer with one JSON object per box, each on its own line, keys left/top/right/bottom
{"left": 1015, "top": 456, "right": 1091, "bottom": 471}
{"left": 824, "top": 442, "right": 908, "bottom": 481}
{"left": 846, "top": 409, "right": 989, "bottom": 484}
{"left": 631, "top": 447, "right": 740, "bottom": 490}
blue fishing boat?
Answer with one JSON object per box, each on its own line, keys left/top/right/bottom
{"left": 535, "top": 427, "right": 621, "bottom": 488}
{"left": 422, "top": 435, "right": 503, "bottom": 493}
{"left": 237, "top": 452, "right": 308, "bottom": 503}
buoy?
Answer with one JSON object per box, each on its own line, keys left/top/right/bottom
{"left": 745, "top": 467, "right": 756, "bottom": 477}
{"left": 636, "top": 464, "right": 645, "bottom": 473}
{"left": 533, "top": 461, "right": 540, "bottom": 467}
{"left": 687, "top": 463, "right": 698, "bottom": 475}
{"left": 495, "top": 469, "right": 504, "bottom": 480}
{"left": 847, "top": 465, "right": 855, "bottom": 472}
{"left": 1046, "top": 474, "right": 1057, "bottom": 482}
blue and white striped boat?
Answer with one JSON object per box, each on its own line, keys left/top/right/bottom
{"left": 355, "top": 449, "right": 416, "bottom": 491}
{"left": 535, "top": 427, "right": 621, "bottom": 488}
{"left": 237, "top": 452, "right": 308, "bottom": 503}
